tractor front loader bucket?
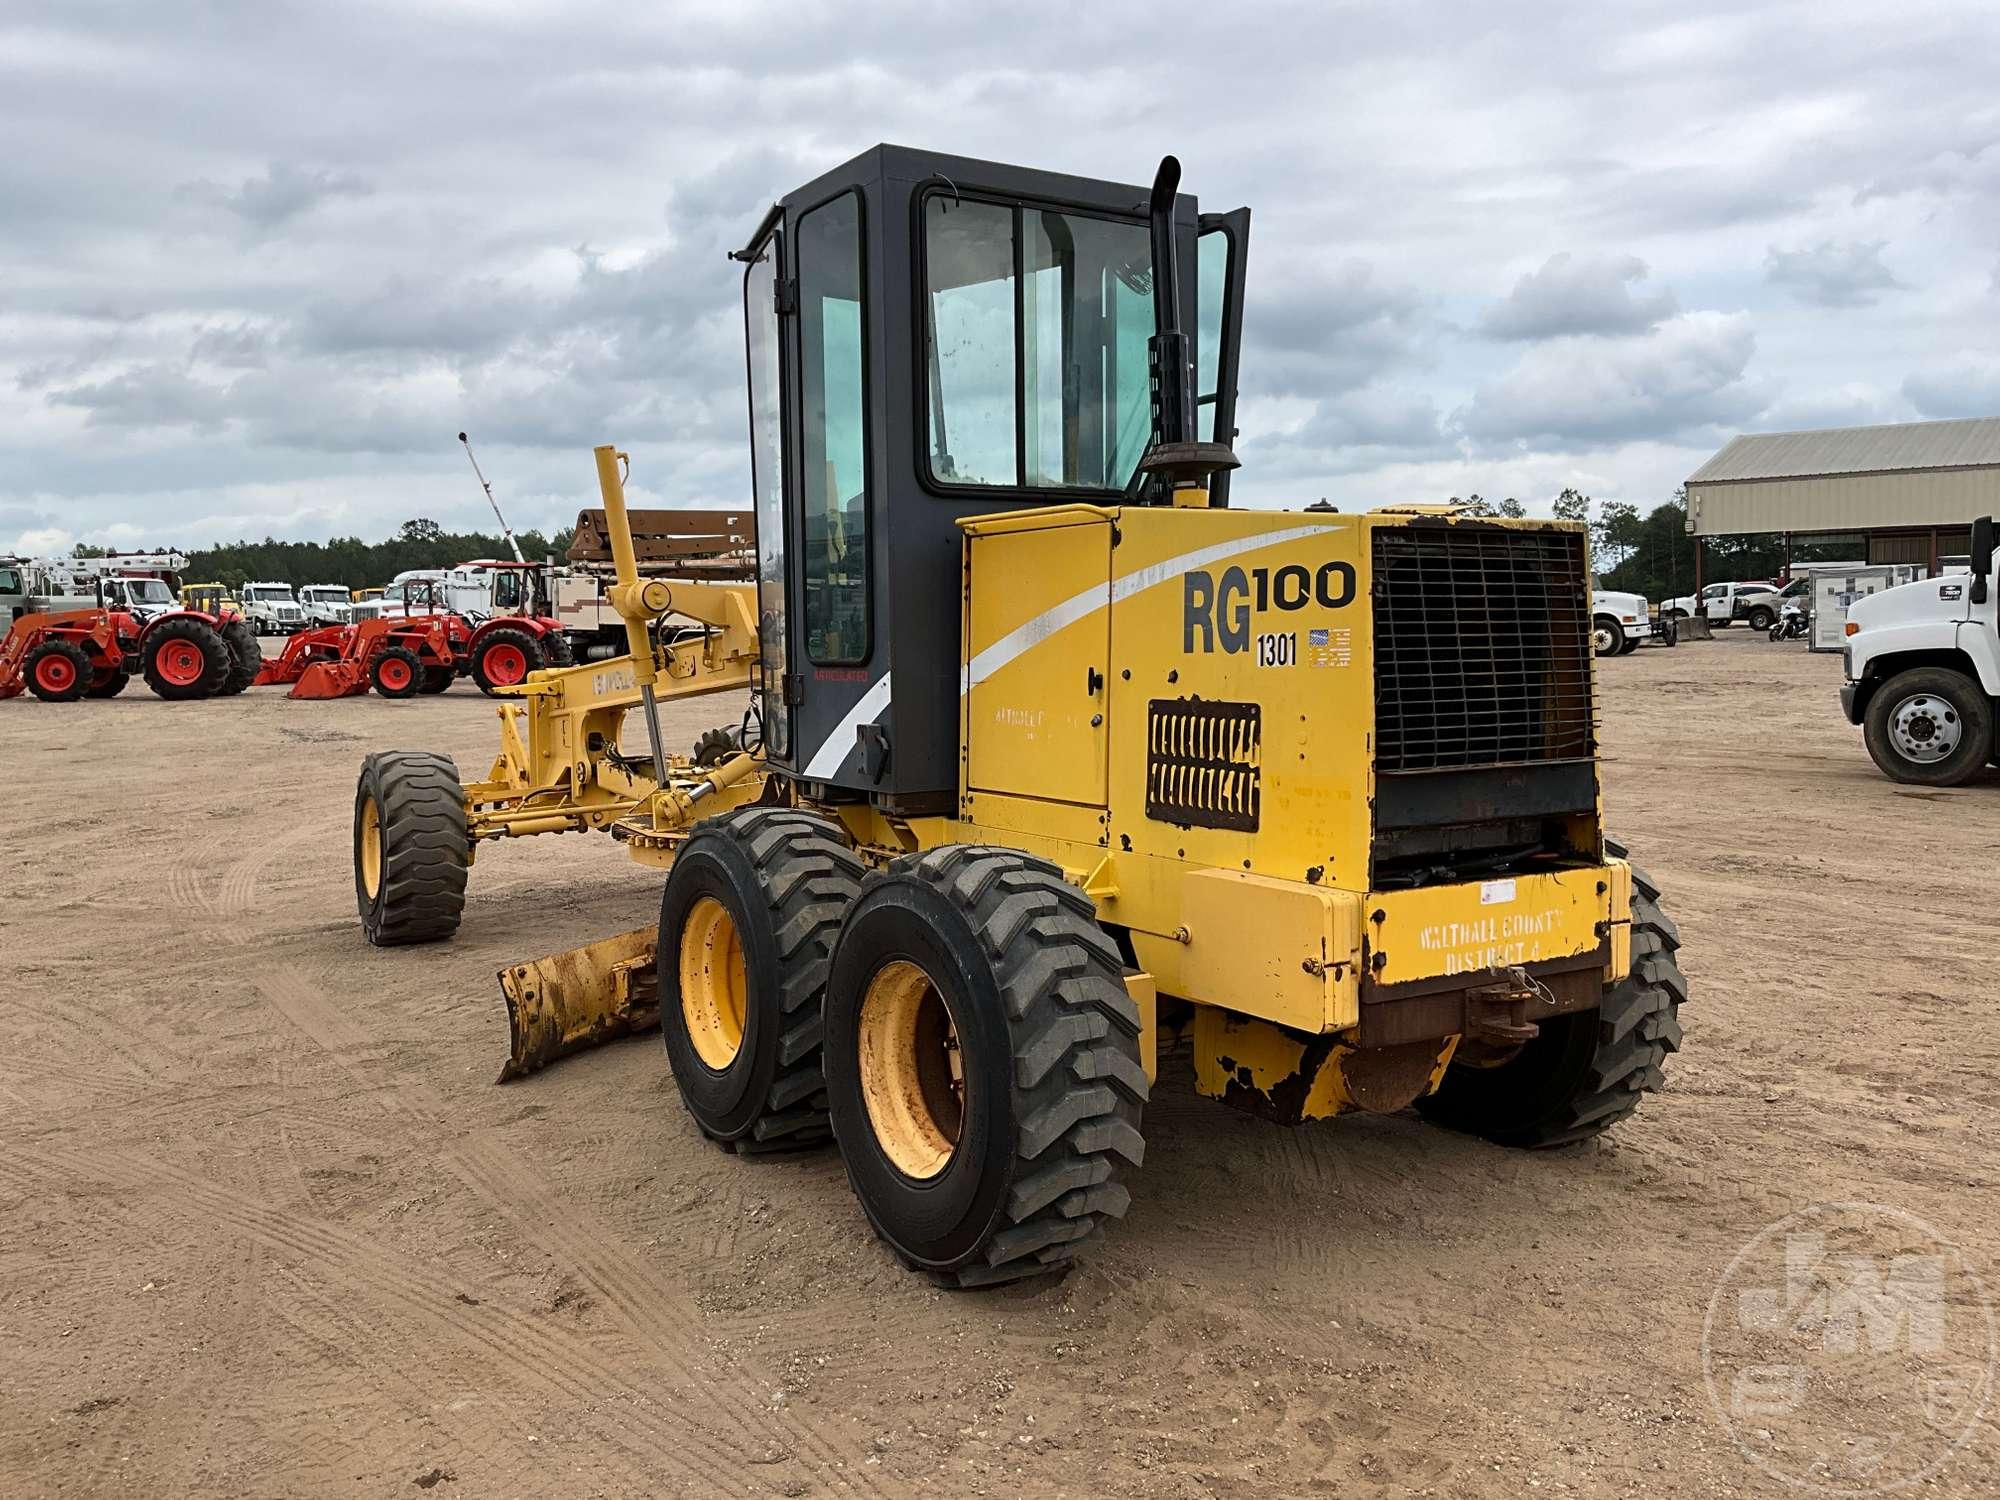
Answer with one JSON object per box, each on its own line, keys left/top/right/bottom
{"left": 497, "top": 926, "right": 659, "bottom": 1081}
{"left": 256, "top": 622, "right": 379, "bottom": 698}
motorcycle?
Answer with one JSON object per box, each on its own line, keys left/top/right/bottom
{"left": 1769, "top": 599, "right": 1808, "bottom": 641}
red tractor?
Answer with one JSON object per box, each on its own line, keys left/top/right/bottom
{"left": 0, "top": 601, "right": 259, "bottom": 703}
{"left": 255, "top": 580, "right": 524, "bottom": 701}
{"left": 375, "top": 561, "right": 571, "bottom": 693}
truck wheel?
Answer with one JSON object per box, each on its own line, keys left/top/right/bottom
{"left": 143, "top": 618, "right": 229, "bottom": 700}
{"left": 1418, "top": 839, "right": 1684, "bottom": 1147}
{"left": 472, "top": 627, "right": 539, "bottom": 694}
{"left": 540, "top": 631, "right": 574, "bottom": 668}
{"left": 24, "top": 640, "right": 92, "bottom": 702}
{"left": 87, "top": 670, "right": 130, "bottom": 698}
{"left": 1746, "top": 605, "right": 1775, "bottom": 632}
{"left": 823, "top": 846, "right": 1146, "bottom": 1287}
{"left": 1616, "top": 633, "right": 1640, "bottom": 655}
{"left": 219, "top": 619, "right": 260, "bottom": 695}
{"left": 370, "top": 646, "right": 423, "bottom": 699}
{"left": 1591, "top": 616, "right": 1623, "bottom": 657}
{"left": 419, "top": 664, "right": 455, "bottom": 694}
{"left": 1660, "top": 620, "right": 1678, "bottom": 647}
{"left": 354, "top": 751, "right": 468, "bottom": 945}
{"left": 1861, "top": 667, "right": 1994, "bottom": 786}
{"left": 657, "top": 809, "right": 864, "bottom": 1152}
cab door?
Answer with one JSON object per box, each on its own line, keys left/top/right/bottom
{"left": 742, "top": 215, "right": 795, "bottom": 762}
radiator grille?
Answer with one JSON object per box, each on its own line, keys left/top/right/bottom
{"left": 1146, "top": 698, "right": 1261, "bottom": 832}
{"left": 1371, "top": 524, "right": 1595, "bottom": 772}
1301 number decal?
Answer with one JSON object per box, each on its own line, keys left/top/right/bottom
{"left": 1256, "top": 631, "right": 1296, "bottom": 668}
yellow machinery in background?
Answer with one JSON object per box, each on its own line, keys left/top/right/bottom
{"left": 351, "top": 146, "right": 1687, "bottom": 1288}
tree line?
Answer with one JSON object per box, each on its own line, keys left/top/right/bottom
{"left": 92, "top": 518, "right": 579, "bottom": 593}
{"left": 1452, "top": 486, "right": 1836, "bottom": 603}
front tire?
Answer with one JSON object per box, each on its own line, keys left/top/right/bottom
{"left": 824, "top": 847, "right": 1146, "bottom": 1287}
{"left": 1591, "top": 617, "right": 1622, "bottom": 658}
{"left": 143, "top": 618, "right": 229, "bottom": 700}
{"left": 354, "top": 751, "right": 468, "bottom": 945}
{"left": 1861, "top": 667, "right": 1994, "bottom": 786}
{"left": 656, "top": 809, "right": 864, "bottom": 1152}
{"left": 1746, "top": 605, "right": 1775, "bottom": 632}
{"left": 1419, "top": 839, "right": 1684, "bottom": 1147}
{"left": 24, "top": 640, "right": 92, "bottom": 702}
{"left": 472, "top": 627, "right": 540, "bottom": 695}
{"left": 371, "top": 645, "right": 423, "bottom": 699}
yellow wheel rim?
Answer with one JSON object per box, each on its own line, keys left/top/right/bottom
{"left": 359, "top": 796, "right": 383, "bottom": 900}
{"left": 679, "top": 896, "right": 748, "bottom": 1070}
{"left": 856, "top": 960, "right": 963, "bottom": 1181}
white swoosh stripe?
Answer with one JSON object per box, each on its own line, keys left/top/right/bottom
{"left": 803, "top": 670, "right": 894, "bottom": 779}
{"left": 961, "top": 522, "right": 1335, "bottom": 693}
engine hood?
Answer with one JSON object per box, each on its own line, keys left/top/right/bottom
{"left": 1848, "top": 575, "right": 1972, "bottom": 630}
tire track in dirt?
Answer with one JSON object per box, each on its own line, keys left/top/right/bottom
{"left": 0, "top": 1145, "right": 750, "bottom": 1497}
{"left": 251, "top": 962, "right": 884, "bottom": 1494}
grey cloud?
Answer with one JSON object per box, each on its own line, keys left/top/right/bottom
{"left": 178, "top": 162, "right": 371, "bottom": 230}
{"left": 1244, "top": 260, "right": 1431, "bottom": 400}
{"left": 1454, "top": 313, "right": 1765, "bottom": 448}
{"left": 49, "top": 364, "right": 233, "bottom": 430}
{"left": 1764, "top": 240, "right": 1903, "bottom": 308}
{"left": 1902, "top": 357, "right": 2000, "bottom": 420}
{"left": 1480, "top": 253, "right": 1676, "bottom": 340}
{"left": 6, "top": 1, "right": 2000, "bottom": 548}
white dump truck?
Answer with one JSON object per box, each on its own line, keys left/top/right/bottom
{"left": 1841, "top": 515, "right": 2000, "bottom": 785}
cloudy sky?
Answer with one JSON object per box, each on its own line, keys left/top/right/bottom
{"left": 6, "top": 0, "right": 1999, "bottom": 555}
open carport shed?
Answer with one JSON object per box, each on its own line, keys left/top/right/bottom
{"left": 1685, "top": 415, "right": 2000, "bottom": 585}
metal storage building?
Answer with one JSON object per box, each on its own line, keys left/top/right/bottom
{"left": 1685, "top": 415, "right": 2000, "bottom": 579}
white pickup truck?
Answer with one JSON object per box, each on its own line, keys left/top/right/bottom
{"left": 1662, "top": 579, "right": 1787, "bottom": 632}
{"left": 1841, "top": 515, "right": 2000, "bottom": 785}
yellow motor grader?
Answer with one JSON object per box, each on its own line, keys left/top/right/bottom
{"left": 352, "top": 146, "right": 1686, "bottom": 1287}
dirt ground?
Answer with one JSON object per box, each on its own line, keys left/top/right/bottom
{"left": 2, "top": 629, "right": 1995, "bottom": 1498}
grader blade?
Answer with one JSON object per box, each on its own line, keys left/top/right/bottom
{"left": 497, "top": 926, "right": 659, "bottom": 1081}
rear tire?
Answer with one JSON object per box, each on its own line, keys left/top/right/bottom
{"left": 143, "top": 618, "right": 229, "bottom": 700}
{"left": 824, "top": 847, "right": 1147, "bottom": 1287}
{"left": 1418, "top": 839, "right": 1685, "bottom": 1148}
{"left": 354, "top": 751, "right": 468, "bottom": 945}
{"left": 1746, "top": 605, "right": 1775, "bottom": 632}
{"left": 219, "top": 619, "right": 260, "bottom": 695}
{"left": 24, "top": 640, "right": 92, "bottom": 702}
{"left": 1861, "top": 667, "right": 1994, "bottom": 786}
{"left": 656, "top": 809, "right": 864, "bottom": 1152}
{"left": 371, "top": 645, "right": 423, "bottom": 699}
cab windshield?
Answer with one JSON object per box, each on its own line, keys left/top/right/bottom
{"left": 923, "top": 196, "right": 1154, "bottom": 492}
{"left": 126, "top": 579, "right": 173, "bottom": 604}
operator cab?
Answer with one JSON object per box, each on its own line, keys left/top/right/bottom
{"left": 737, "top": 144, "right": 1248, "bottom": 811}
